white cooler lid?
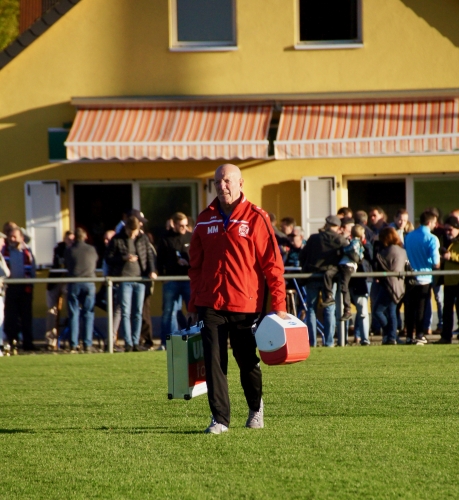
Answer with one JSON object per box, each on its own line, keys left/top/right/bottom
{"left": 255, "top": 313, "right": 305, "bottom": 352}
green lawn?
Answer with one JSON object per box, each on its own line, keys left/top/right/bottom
{"left": 1, "top": 346, "right": 458, "bottom": 499}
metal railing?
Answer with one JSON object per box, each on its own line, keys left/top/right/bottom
{"left": 3, "top": 270, "right": 456, "bottom": 352}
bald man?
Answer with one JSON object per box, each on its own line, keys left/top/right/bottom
{"left": 188, "top": 164, "right": 287, "bottom": 434}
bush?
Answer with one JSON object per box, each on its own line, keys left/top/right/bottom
{"left": 0, "top": 0, "right": 19, "bottom": 52}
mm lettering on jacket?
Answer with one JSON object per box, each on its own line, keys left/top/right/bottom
{"left": 207, "top": 225, "right": 219, "bottom": 234}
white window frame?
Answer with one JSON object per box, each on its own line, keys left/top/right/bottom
{"left": 169, "top": 0, "right": 238, "bottom": 52}
{"left": 295, "top": 0, "right": 363, "bottom": 50}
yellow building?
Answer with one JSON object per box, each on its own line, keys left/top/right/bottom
{"left": 1, "top": 0, "right": 459, "bottom": 316}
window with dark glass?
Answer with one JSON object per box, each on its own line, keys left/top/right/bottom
{"left": 173, "top": 0, "right": 235, "bottom": 47}
{"left": 299, "top": 0, "right": 360, "bottom": 43}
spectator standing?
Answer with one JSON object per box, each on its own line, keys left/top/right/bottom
{"left": 337, "top": 207, "right": 353, "bottom": 219}
{"left": 45, "top": 231, "right": 75, "bottom": 350}
{"left": 368, "top": 206, "right": 388, "bottom": 235}
{"left": 404, "top": 211, "right": 440, "bottom": 345}
{"left": 373, "top": 227, "right": 407, "bottom": 345}
{"left": 280, "top": 217, "right": 296, "bottom": 238}
{"left": 337, "top": 224, "right": 365, "bottom": 321}
{"left": 389, "top": 209, "right": 410, "bottom": 245}
{"left": 269, "top": 213, "right": 291, "bottom": 260}
{"left": 106, "top": 217, "right": 157, "bottom": 352}
{"left": 0, "top": 232, "right": 10, "bottom": 356}
{"left": 157, "top": 212, "right": 192, "bottom": 349}
{"left": 299, "top": 215, "right": 348, "bottom": 347}
{"left": 435, "top": 216, "right": 459, "bottom": 344}
{"left": 65, "top": 228, "right": 98, "bottom": 353}
{"left": 188, "top": 164, "right": 286, "bottom": 434}
{"left": 2, "top": 228, "right": 37, "bottom": 352}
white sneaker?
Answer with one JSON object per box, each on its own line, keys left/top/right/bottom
{"left": 0, "top": 349, "right": 3, "bottom": 357}
{"left": 204, "top": 416, "right": 228, "bottom": 434}
{"left": 246, "top": 399, "right": 264, "bottom": 429}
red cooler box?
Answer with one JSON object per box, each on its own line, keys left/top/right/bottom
{"left": 255, "top": 313, "right": 310, "bottom": 365}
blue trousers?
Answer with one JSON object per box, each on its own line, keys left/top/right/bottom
{"left": 118, "top": 282, "right": 145, "bottom": 347}
{"left": 67, "top": 283, "right": 95, "bottom": 349}
{"left": 161, "top": 281, "right": 191, "bottom": 345}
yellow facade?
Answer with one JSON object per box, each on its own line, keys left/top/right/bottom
{"left": 1, "top": 0, "right": 459, "bottom": 316}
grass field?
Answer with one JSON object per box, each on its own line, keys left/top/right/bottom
{"left": 1, "top": 346, "right": 458, "bottom": 499}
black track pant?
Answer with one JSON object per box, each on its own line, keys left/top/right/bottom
{"left": 405, "top": 284, "right": 431, "bottom": 339}
{"left": 198, "top": 307, "right": 261, "bottom": 428}
{"left": 4, "top": 285, "right": 34, "bottom": 348}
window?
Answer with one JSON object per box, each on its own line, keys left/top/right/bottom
{"left": 297, "top": 0, "right": 362, "bottom": 49}
{"left": 171, "top": 0, "right": 236, "bottom": 50}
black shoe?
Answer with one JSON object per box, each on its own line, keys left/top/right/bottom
{"left": 405, "top": 337, "right": 414, "bottom": 345}
{"left": 125, "top": 345, "right": 133, "bottom": 352}
{"left": 433, "top": 338, "right": 452, "bottom": 344}
{"left": 23, "top": 344, "right": 40, "bottom": 352}
{"left": 83, "top": 345, "right": 100, "bottom": 353}
{"left": 382, "top": 339, "right": 397, "bottom": 345}
{"left": 133, "top": 344, "right": 145, "bottom": 352}
{"left": 340, "top": 310, "right": 352, "bottom": 321}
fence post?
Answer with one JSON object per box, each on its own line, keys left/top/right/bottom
{"left": 107, "top": 278, "right": 114, "bottom": 354}
{"left": 337, "top": 283, "right": 346, "bottom": 347}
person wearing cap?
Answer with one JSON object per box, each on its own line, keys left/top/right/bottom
{"left": 435, "top": 215, "right": 459, "bottom": 344}
{"left": 157, "top": 212, "right": 192, "bottom": 349}
{"left": 0, "top": 232, "right": 10, "bottom": 356}
{"left": 299, "top": 215, "right": 348, "bottom": 347}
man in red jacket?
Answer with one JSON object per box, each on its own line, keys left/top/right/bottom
{"left": 188, "top": 164, "right": 287, "bottom": 434}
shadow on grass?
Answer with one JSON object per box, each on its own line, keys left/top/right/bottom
{"left": 39, "top": 426, "right": 203, "bottom": 435}
{"left": 0, "top": 429, "right": 35, "bottom": 434}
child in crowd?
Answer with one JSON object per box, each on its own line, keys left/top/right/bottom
{"left": 339, "top": 224, "right": 365, "bottom": 320}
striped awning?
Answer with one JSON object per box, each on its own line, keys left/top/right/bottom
{"left": 65, "top": 106, "right": 272, "bottom": 161}
{"left": 275, "top": 100, "right": 459, "bottom": 159}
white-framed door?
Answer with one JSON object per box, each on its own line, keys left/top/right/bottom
{"left": 301, "top": 176, "right": 336, "bottom": 238}
{"left": 25, "top": 180, "right": 62, "bottom": 266}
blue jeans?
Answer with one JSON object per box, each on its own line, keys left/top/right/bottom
{"left": 161, "top": 281, "right": 191, "bottom": 345}
{"left": 305, "top": 280, "right": 336, "bottom": 347}
{"left": 118, "top": 282, "right": 145, "bottom": 347}
{"left": 423, "top": 284, "right": 443, "bottom": 330}
{"left": 373, "top": 286, "right": 397, "bottom": 342}
{"left": 350, "top": 290, "right": 370, "bottom": 344}
{"left": 67, "top": 283, "right": 95, "bottom": 348}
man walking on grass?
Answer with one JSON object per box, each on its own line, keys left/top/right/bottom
{"left": 188, "top": 164, "right": 286, "bottom": 434}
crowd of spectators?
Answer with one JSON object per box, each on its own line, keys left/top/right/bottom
{"left": 2, "top": 201, "right": 459, "bottom": 354}
{"left": 272, "top": 206, "right": 459, "bottom": 347}
{"left": 0, "top": 210, "right": 193, "bottom": 355}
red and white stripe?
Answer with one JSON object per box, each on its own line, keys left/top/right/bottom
{"left": 275, "top": 100, "right": 459, "bottom": 159}
{"left": 65, "top": 106, "right": 272, "bottom": 161}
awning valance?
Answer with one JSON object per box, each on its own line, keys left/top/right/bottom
{"left": 65, "top": 106, "right": 272, "bottom": 161}
{"left": 275, "top": 100, "right": 459, "bottom": 159}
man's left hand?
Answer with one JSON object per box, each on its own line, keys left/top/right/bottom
{"left": 273, "top": 310, "right": 288, "bottom": 319}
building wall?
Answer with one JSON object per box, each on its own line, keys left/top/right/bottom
{"left": 1, "top": 0, "right": 459, "bottom": 318}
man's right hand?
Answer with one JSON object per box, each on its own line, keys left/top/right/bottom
{"left": 187, "top": 312, "right": 199, "bottom": 325}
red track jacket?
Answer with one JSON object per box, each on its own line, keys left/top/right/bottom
{"left": 188, "top": 195, "right": 286, "bottom": 313}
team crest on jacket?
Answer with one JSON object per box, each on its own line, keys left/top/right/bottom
{"left": 239, "top": 224, "right": 250, "bottom": 237}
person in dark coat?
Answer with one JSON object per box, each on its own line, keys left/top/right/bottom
{"left": 373, "top": 227, "right": 407, "bottom": 345}
{"left": 105, "top": 216, "right": 157, "bottom": 352}
{"left": 64, "top": 228, "right": 98, "bottom": 353}
{"left": 299, "top": 215, "right": 348, "bottom": 347}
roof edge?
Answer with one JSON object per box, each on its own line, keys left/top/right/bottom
{"left": 0, "top": 0, "right": 81, "bottom": 71}
{"left": 70, "top": 89, "right": 459, "bottom": 109}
